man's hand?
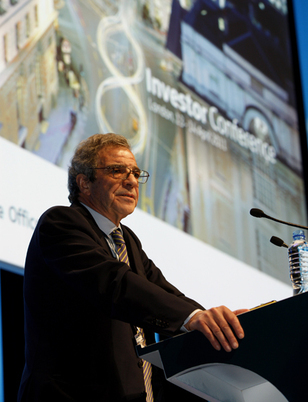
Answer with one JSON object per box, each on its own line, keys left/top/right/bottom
{"left": 184, "top": 306, "right": 248, "bottom": 352}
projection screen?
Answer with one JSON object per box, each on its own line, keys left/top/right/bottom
{"left": 0, "top": 0, "right": 306, "bottom": 309}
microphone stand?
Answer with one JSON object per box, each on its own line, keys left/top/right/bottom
{"left": 250, "top": 208, "right": 308, "bottom": 231}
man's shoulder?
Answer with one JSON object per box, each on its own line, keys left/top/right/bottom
{"left": 34, "top": 203, "right": 103, "bottom": 241}
{"left": 39, "top": 203, "right": 90, "bottom": 223}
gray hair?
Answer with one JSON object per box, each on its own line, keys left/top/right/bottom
{"left": 68, "top": 133, "right": 131, "bottom": 203}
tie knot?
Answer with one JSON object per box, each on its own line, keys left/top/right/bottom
{"left": 111, "top": 229, "right": 125, "bottom": 247}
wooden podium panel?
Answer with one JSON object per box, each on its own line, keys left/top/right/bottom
{"left": 137, "top": 292, "right": 308, "bottom": 401}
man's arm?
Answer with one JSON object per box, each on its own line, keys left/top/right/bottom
{"left": 124, "top": 224, "right": 247, "bottom": 350}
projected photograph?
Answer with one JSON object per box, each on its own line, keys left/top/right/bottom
{"left": 0, "top": 0, "right": 305, "bottom": 284}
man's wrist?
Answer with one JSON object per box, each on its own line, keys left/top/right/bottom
{"left": 181, "top": 309, "right": 203, "bottom": 332}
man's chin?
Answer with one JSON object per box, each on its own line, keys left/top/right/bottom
{"left": 117, "top": 205, "right": 137, "bottom": 220}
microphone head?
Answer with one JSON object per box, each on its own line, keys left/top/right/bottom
{"left": 270, "top": 236, "right": 288, "bottom": 248}
{"left": 250, "top": 208, "right": 265, "bottom": 218}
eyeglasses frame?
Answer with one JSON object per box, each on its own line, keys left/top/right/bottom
{"left": 92, "top": 165, "right": 150, "bottom": 184}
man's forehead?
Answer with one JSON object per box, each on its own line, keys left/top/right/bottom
{"left": 97, "top": 146, "right": 137, "bottom": 165}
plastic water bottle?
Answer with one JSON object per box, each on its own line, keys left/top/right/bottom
{"left": 288, "top": 230, "right": 308, "bottom": 295}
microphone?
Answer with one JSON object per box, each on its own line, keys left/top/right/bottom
{"left": 250, "top": 208, "right": 308, "bottom": 231}
{"left": 270, "top": 236, "right": 288, "bottom": 248}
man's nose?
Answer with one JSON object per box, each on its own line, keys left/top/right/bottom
{"left": 123, "top": 171, "right": 139, "bottom": 186}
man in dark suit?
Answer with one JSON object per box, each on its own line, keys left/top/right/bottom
{"left": 18, "top": 134, "right": 246, "bottom": 402}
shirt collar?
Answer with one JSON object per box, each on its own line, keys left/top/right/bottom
{"left": 81, "top": 203, "right": 120, "bottom": 236}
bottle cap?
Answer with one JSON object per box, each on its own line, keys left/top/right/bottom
{"left": 292, "top": 230, "right": 306, "bottom": 240}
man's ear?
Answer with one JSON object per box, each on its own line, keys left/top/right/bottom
{"left": 76, "top": 174, "right": 91, "bottom": 195}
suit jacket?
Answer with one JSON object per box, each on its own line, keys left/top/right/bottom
{"left": 18, "top": 202, "right": 204, "bottom": 401}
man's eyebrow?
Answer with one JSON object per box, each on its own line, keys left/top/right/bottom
{"left": 108, "top": 164, "right": 141, "bottom": 170}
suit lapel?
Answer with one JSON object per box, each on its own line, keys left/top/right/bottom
{"left": 70, "top": 202, "right": 114, "bottom": 257}
{"left": 122, "top": 227, "right": 147, "bottom": 278}
{"left": 70, "top": 203, "right": 145, "bottom": 270}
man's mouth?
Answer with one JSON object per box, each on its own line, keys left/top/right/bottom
{"left": 118, "top": 193, "right": 135, "bottom": 200}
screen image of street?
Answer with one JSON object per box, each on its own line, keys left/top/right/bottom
{"left": 0, "top": 0, "right": 306, "bottom": 285}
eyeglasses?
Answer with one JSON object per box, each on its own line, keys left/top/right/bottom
{"left": 93, "top": 165, "right": 150, "bottom": 184}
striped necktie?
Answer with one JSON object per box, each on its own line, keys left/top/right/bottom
{"left": 111, "top": 229, "right": 154, "bottom": 402}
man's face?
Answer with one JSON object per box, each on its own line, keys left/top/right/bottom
{"left": 78, "top": 146, "right": 139, "bottom": 225}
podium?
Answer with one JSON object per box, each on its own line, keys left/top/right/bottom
{"left": 137, "top": 292, "right": 308, "bottom": 402}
